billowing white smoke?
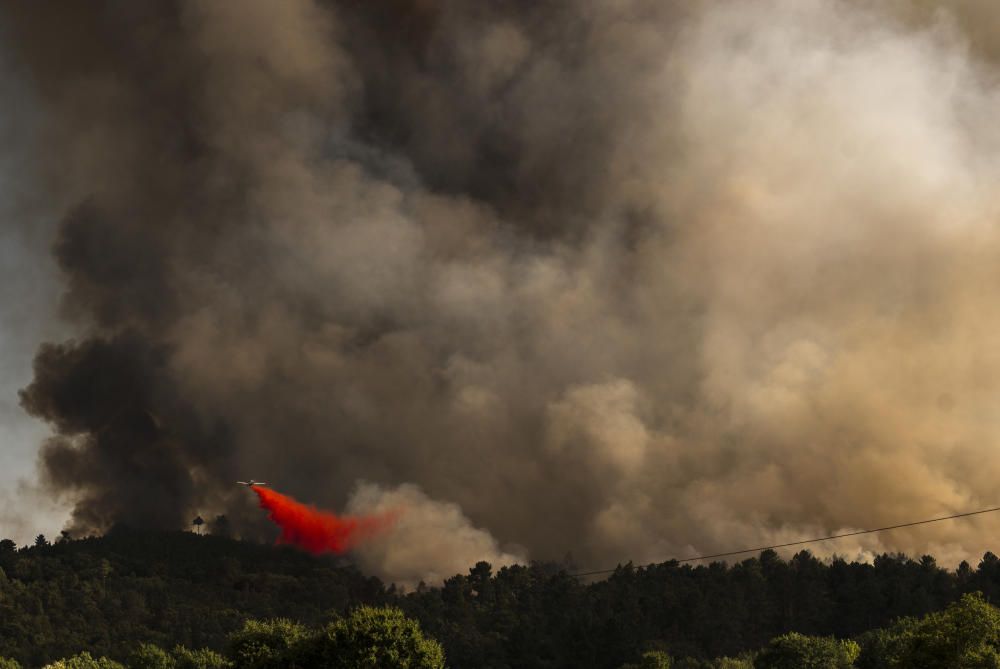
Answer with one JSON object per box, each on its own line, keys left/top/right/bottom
{"left": 346, "top": 482, "right": 525, "bottom": 588}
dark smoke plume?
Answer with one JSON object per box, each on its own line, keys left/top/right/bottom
{"left": 19, "top": 332, "right": 230, "bottom": 532}
{"left": 6, "top": 0, "right": 1000, "bottom": 583}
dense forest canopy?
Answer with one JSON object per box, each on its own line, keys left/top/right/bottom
{"left": 4, "top": 529, "right": 1000, "bottom": 668}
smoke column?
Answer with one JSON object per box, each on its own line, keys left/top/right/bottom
{"left": 6, "top": 1, "right": 1000, "bottom": 583}
{"left": 253, "top": 485, "right": 395, "bottom": 555}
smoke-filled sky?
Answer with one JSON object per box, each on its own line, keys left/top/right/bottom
{"left": 3, "top": 0, "right": 1000, "bottom": 586}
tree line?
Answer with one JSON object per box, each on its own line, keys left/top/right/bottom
{"left": 4, "top": 587, "right": 1000, "bottom": 668}
{"left": 4, "top": 527, "right": 1000, "bottom": 667}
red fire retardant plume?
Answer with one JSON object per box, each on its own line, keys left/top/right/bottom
{"left": 252, "top": 486, "right": 395, "bottom": 554}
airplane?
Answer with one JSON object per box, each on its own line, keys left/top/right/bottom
{"left": 237, "top": 480, "right": 268, "bottom": 487}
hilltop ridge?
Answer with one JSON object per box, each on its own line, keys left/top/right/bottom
{"left": 4, "top": 528, "right": 1000, "bottom": 667}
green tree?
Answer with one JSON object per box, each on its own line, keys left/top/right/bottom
{"left": 171, "top": 647, "right": 230, "bottom": 669}
{"left": 754, "top": 632, "right": 859, "bottom": 669}
{"left": 861, "top": 592, "right": 1000, "bottom": 669}
{"left": 0, "top": 537, "right": 15, "bottom": 576}
{"left": 715, "top": 658, "right": 755, "bottom": 669}
{"left": 0, "top": 658, "right": 21, "bottom": 669}
{"left": 672, "top": 661, "right": 708, "bottom": 669}
{"left": 855, "top": 619, "right": 918, "bottom": 669}
{"left": 43, "top": 653, "right": 125, "bottom": 669}
{"left": 127, "top": 644, "right": 175, "bottom": 669}
{"left": 227, "top": 619, "right": 308, "bottom": 669}
{"left": 300, "top": 606, "right": 445, "bottom": 669}
{"left": 620, "top": 650, "right": 672, "bottom": 668}
{"left": 674, "top": 657, "right": 755, "bottom": 669}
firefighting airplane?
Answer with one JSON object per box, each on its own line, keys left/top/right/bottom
{"left": 237, "top": 480, "right": 268, "bottom": 487}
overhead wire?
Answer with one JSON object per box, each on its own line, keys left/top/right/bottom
{"left": 569, "top": 505, "right": 1000, "bottom": 578}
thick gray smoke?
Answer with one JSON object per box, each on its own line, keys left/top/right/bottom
{"left": 6, "top": 0, "right": 1000, "bottom": 583}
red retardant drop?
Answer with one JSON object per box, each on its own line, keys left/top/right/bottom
{"left": 252, "top": 485, "right": 395, "bottom": 554}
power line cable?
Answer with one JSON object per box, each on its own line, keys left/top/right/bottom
{"left": 569, "top": 505, "right": 1000, "bottom": 578}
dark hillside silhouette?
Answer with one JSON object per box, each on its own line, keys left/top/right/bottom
{"left": 3, "top": 529, "right": 1000, "bottom": 667}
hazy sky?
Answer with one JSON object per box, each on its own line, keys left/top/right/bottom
{"left": 0, "top": 119, "right": 69, "bottom": 543}
{"left": 3, "top": 1, "right": 1000, "bottom": 586}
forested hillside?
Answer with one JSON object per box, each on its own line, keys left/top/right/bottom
{"left": 4, "top": 528, "right": 1000, "bottom": 667}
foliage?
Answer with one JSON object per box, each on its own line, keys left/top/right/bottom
{"left": 854, "top": 619, "right": 917, "bottom": 669}
{"left": 0, "top": 658, "right": 20, "bottom": 669}
{"left": 126, "top": 644, "right": 232, "bottom": 669}
{"left": 858, "top": 592, "right": 1000, "bottom": 668}
{"left": 753, "top": 632, "right": 859, "bottom": 669}
{"left": 43, "top": 652, "right": 124, "bottom": 669}
{"left": 620, "top": 650, "right": 672, "bottom": 668}
{"left": 674, "top": 656, "right": 754, "bottom": 669}
{"left": 128, "top": 644, "right": 175, "bottom": 669}
{"left": 299, "top": 606, "right": 445, "bottom": 669}
{"left": 714, "top": 658, "right": 756, "bottom": 669}
{"left": 0, "top": 528, "right": 384, "bottom": 667}
{"left": 8, "top": 529, "right": 1000, "bottom": 668}
{"left": 227, "top": 619, "right": 308, "bottom": 669}
{"left": 171, "top": 647, "right": 231, "bottom": 669}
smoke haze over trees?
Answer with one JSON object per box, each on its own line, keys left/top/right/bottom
{"left": 4, "top": 0, "right": 1000, "bottom": 584}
